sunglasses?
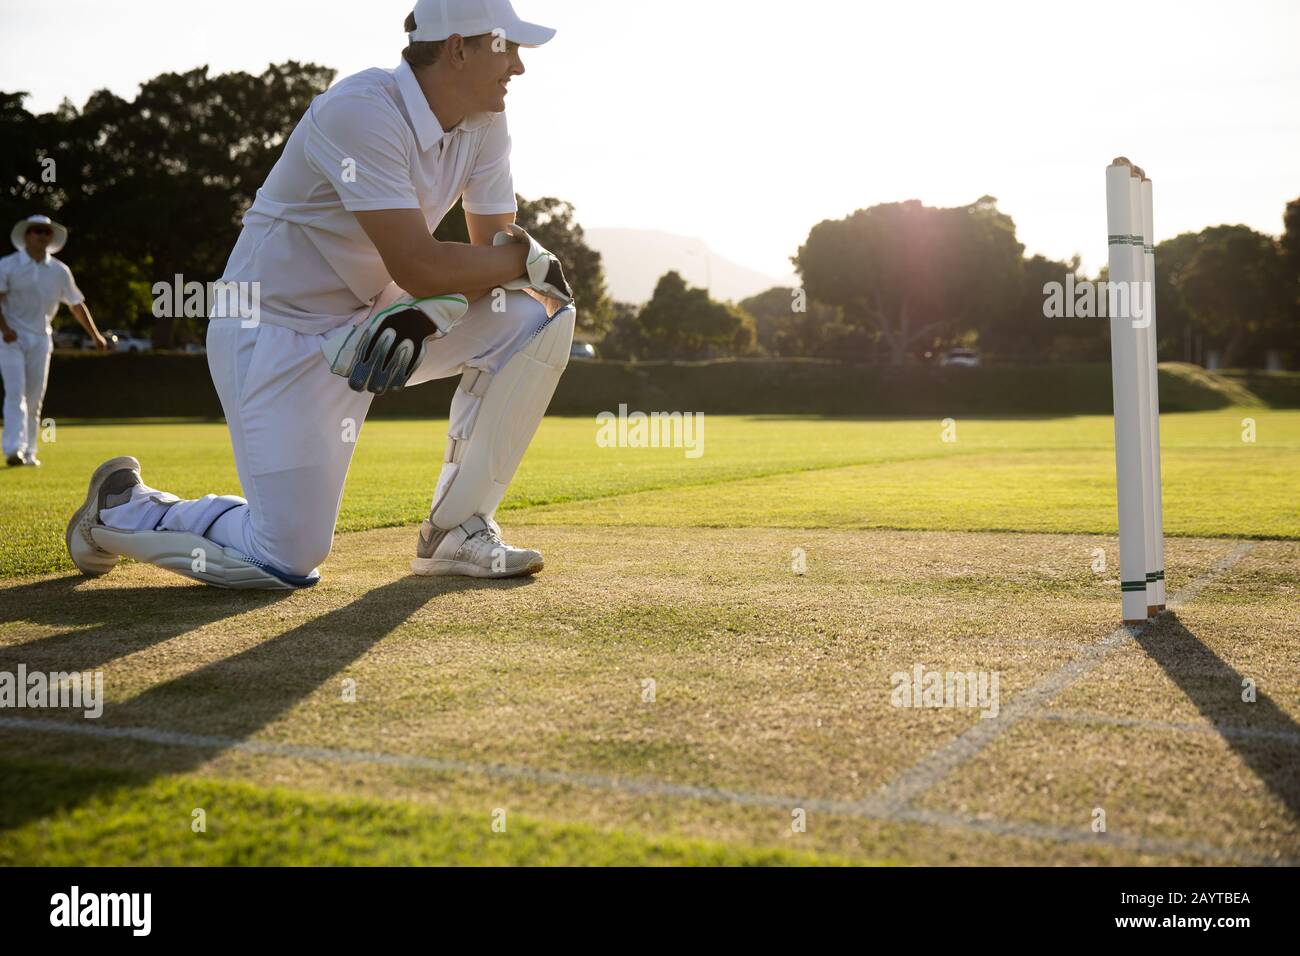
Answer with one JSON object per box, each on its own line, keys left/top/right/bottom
{"left": 27, "top": 227, "right": 54, "bottom": 237}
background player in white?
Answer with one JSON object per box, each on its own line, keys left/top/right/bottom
{"left": 66, "top": 0, "right": 576, "bottom": 588}
{"left": 1, "top": 214, "right": 109, "bottom": 467}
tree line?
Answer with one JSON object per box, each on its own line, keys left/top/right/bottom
{"left": 604, "top": 197, "right": 1299, "bottom": 369}
{"left": 4, "top": 62, "right": 1296, "bottom": 367}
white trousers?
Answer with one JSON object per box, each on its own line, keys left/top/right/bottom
{"left": 101, "top": 286, "right": 555, "bottom": 577}
{"left": 0, "top": 330, "right": 53, "bottom": 460}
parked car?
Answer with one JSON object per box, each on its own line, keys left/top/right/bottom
{"left": 181, "top": 342, "right": 206, "bottom": 355}
{"left": 52, "top": 330, "right": 81, "bottom": 349}
{"left": 82, "top": 332, "right": 116, "bottom": 350}
{"left": 570, "top": 342, "right": 597, "bottom": 360}
{"left": 104, "top": 329, "right": 152, "bottom": 353}
{"left": 939, "top": 347, "right": 980, "bottom": 368}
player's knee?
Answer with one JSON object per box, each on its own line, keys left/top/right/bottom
{"left": 481, "top": 292, "right": 574, "bottom": 372}
{"left": 261, "top": 526, "right": 334, "bottom": 579}
{"left": 284, "top": 539, "right": 333, "bottom": 578}
{"left": 505, "top": 288, "right": 549, "bottom": 329}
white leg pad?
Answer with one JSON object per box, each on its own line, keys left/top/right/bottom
{"left": 429, "top": 304, "right": 575, "bottom": 530}
{"left": 89, "top": 527, "right": 318, "bottom": 590}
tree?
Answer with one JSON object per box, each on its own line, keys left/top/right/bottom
{"left": 738, "top": 286, "right": 855, "bottom": 357}
{"left": 1175, "top": 225, "right": 1292, "bottom": 368}
{"left": 0, "top": 92, "right": 57, "bottom": 214}
{"left": 637, "top": 271, "right": 756, "bottom": 359}
{"left": 59, "top": 252, "right": 156, "bottom": 333}
{"left": 1283, "top": 198, "right": 1300, "bottom": 364}
{"left": 793, "top": 197, "right": 1024, "bottom": 365}
{"left": 1149, "top": 231, "right": 1204, "bottom": 363}
{"left": 2, "top": 63, "right": 337, "bottom": 346}
{"left": 597, "top": 301, "right": 647, "bottom": 360}
{"left": 972, "top": 253, "right": 1116, "bottom": 363}
{"left": 1282, "top": 198, "right": 1300, "bottom": 278}
{"left": 516, "top": 196, "right": 613, "bottom": 336}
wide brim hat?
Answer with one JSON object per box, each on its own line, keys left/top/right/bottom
{"left": 11, "top": 214, "right": 68, "bottom": 254}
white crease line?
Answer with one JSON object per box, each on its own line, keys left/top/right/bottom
{"left": 0, "top": 709, "right": 1290, "bottom": 865}
{"left": 0, "top": 714, "right": 861, "bottom": 814}
{"left": 863, "top": 542, "right": 1258, "bottom": 814}
{"left": 1167, "top": 542, "right": 1259, "bottom": 609}
{"left": 1034, "top": 709, "right": 1300, "bottom": 745}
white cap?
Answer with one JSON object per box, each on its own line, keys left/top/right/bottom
{"left": 409, "top": 0, "right": 555, "bottom": 47}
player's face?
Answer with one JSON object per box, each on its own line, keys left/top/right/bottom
{"left": 466, "top": 38, "right": 524, "bottom": 113}
{"left": 24, "top": 226, "right": 53, "bottom": 255}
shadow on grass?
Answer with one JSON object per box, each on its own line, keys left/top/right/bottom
{"left": 0, "top": 571, "right": 536, "bottom": 833}
{"left": 0, "top": 577, "right": 292, "bottom": 673}
{"left": 1136, "top": 612, "right": 1300, "bottom": 821}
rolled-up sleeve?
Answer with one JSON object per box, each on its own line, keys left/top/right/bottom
{"left": 462, "top": 113, "right": 516, "bottom": 215}
{"left": 304, "top": 91, "right": 420, "bottom": 212}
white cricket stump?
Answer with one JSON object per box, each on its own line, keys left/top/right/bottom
{"left": 1106, "top": 157, "right": 1165, "bottom": 624}
{"left": 1140, "top": 176, "right": 1166, "bottom": 610}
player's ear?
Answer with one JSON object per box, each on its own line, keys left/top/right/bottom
{"left": 445, "top": 34, "right": 467, "bottom": 66}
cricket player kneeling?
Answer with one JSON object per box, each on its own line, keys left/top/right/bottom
{"left": 63, "top": 0, "right": 575, "bottom": 588}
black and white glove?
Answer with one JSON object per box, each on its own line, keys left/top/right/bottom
{"left": 492, "top": 224, "right": 574, "bottom": 310}
{"left": 320, "top": 294, "right": 469, "bottom": 395}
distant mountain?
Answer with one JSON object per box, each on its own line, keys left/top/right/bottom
{"left": 584, "top": 228, "right": 794, "bottom": 305}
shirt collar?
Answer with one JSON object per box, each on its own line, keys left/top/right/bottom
{"left": 394, "top": 59, "right": 495, "bottom": 153}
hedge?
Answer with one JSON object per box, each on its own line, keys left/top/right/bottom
{"left": 12, "top": 353, "right": 1298, "bottom": 420}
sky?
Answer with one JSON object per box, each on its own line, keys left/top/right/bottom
{"left": 2, "top": 0, "right": 1298, "bottom": 279}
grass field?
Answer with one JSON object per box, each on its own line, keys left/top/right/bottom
{"left": 1, "top": 409, "right": 1297, "bottom": 865}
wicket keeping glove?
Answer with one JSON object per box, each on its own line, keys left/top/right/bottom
{"left": 492, "top": 224, "right": 575, "bottom": 311}
{"left": 321, "top": 294, "right": 469, "bottom": 395}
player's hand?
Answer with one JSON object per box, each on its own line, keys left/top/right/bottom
{"left": 1, "top": 327, "right": 15, "bottom": 344}
{"left": 93, "top": 332, "right": 109, "bottom": 351}
{"left": 492, "top": 224, "right": 574, "bottom": 310}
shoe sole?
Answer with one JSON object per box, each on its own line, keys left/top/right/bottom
{"left": 65, "top": 455, "right": 141, "bottom": 576}
{"left": 409, "top": 555, "right": 544, "bottom": 578}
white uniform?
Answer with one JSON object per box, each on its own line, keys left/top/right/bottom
{"left": 0, "top": 249, "right": 83, "bottom": 460}
{"left": 99, "top": 59, "right": 560, "bottom": 579}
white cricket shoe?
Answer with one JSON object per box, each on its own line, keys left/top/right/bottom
{"left": 65, "top": 456, "right": 144, "bottom": 576}
{"left": 411, "top": 514, "right": 543, "bottom": 578}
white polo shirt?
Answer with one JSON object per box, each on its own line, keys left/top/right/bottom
{"left": 0, "top": 249, "right": 85, "bottom": 336}
{"left": 220, "top": 58, "right": 517, "bottom": 335}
